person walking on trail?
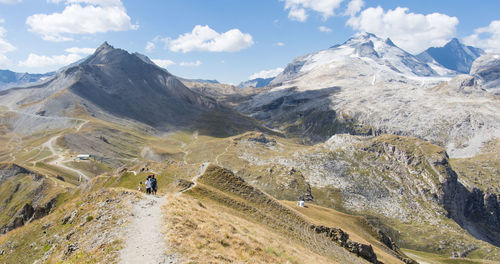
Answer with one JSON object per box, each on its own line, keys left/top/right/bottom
{"left": 151, "top": 175, "right": 158, "bottom": 195}
{"left": 138, "top": 181, "right": 144, "bottom": 192}
{"left": 145, "top": 176, "right": 152, "bottom": 194}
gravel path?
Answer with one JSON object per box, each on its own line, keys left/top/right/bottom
{"left": 120, "top": 194, "right": 178, "bottom": 264}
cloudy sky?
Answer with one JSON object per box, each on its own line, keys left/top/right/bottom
{"left": 0, "top": 0, "right": 499, "bottom": 84}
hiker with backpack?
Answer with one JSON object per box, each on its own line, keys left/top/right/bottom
{"left": 151, "top": 175, "right": 158, "bottom": 195}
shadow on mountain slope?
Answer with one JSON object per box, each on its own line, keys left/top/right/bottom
{"left": 238, "top": 86, "right": 373, "bottom": 143}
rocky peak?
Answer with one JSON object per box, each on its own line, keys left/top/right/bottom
{"left": 83, "top": 41, "right": 133, "bottom": 66}
{"left": 446, "top": 38, "right": 461, "bottom": 48}
{"left": 417, "top": 38, "right": 484, "bottom": 73}
{"left": 344, "top": 32, "right": 383, "bottom": 47}
{"left": 95, "top": 41, "right": 113, "bottom": 53}
{"left": 385, "top": 37, "right": 396, "bottom": 47}
{"left": 469, "top": 53, "right": 500, "bottom": 92}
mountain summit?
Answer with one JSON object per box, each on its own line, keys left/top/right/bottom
{"left": 417, "top": 38, "right": 485, "bottom": 73}
{"left": 0, "top": 42, "right": 259, "bottom": 136}
{"left": 67, "top": 42, "right": 219, "bottom": 130}
{"left": 270, "top": 32, "right": 449, "bottom": 86}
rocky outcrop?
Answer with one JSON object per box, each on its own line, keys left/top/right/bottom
{"left": 174, "top": 179, "right": 194, "bottom": 192}
{"left": 0, "top": 198, "right": 56, "bottom": 234}
{"left": 376, "top": 228, "right": 397, "bottom": 251}
{"left": 247, "top": 133, "right": 276, "bottom": 146}
{"left": 470, "top": 54, "right": 500, "bottom": 91}
{"left": 311, "top": 225, "right": 379, "bottom": 263}
{"left": 381, "top": 140, "right": 500, "bottom": 247}
{"left": 0, "top": 163, "right": 41, "bottom": 184}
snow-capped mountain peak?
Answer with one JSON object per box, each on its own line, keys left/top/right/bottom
{"left": 271, "top": 32, "right": 452, "bottom": 86}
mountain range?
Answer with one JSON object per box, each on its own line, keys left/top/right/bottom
{"left": 0, "top": 70, "right": 53, "bottom": 91}
{"left": 0, "top": 33, "right": 499, "bottom": 264}
{"left": 238, "top": 77, "right": 274, "bottom": 88}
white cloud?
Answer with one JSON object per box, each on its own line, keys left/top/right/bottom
{"left": 347, "top": 6, "right": 458, "bottom": 54}
{"left": 288, "top": 7, "right": 308, "bottom": 22}
{"left": 64, "top": 47, "right": 95, "bottom": 54}
{"left": 145, "top": 41, "right": 155, "bottom": 52}
{"left": 0, "top": 54, "right": 9, "bottom": 66}
{"left": 249, "top": 67, "right": 284, "bottom": 80}
{"left": 179, "top": 60, "right": 202, "bottom": 67}
{"left": 168, "top": 25, "right": 253, "bottom": 53}
{"left": 152, "top": 59, "right": 175, "bottom": 68}
{"left": 0, "top": 28, "right": 15, "bottom": 54}
{"left": 274, "top": 42, "right": 285, "bottom": 46}
{"left": 26, "top": 0, "right": 138, "bottom": 42}
{"left": 464, "top": 20, "right": 500, "bottom": 53}
{"left": 0, "top": 0, "right": 21, "bottom": 4}
{"left": 344, "top": 0, "right": 363, "bottom": 16}
{"left": 0, "top": 19, "right": 15, "bottom": 67}
{"left": 280, "top": 0, "right": 345, "bottom": 22}
{"left": 18, "top": 53, "right": 82, "bottom": 68}
{"left": 318, "top": 26, "right": 332, "bottom": 32}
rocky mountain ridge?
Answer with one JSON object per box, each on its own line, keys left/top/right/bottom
{"left": 417, "top": 38, "right": 485, "bottom": 74}
{"left": 270, "top": 32, "right": 453, "bottom": 87}
{"left": 0, "top": 70, "right": 54, "bottom": 91}
{"left": 0, "top": 42, "right": 262, "bottom": 137}
{"left": 240, "top": 33, "right": 500, "bottom": 158}
{"left": 238, "top": 77, "right": 274, "bottom": 88}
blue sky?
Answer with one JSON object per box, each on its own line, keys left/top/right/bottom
{"left": 0, "top": 0, "right": 499, "bottom": 84}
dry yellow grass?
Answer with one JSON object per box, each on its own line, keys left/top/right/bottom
{"left": 163, "top": 193, "right": 336, "bottom": 264}
{"left": 282, "top": 201, "right": 404, "bottom": 264}
{"left": 165, "top": 165, "right": 397, "bottom": 264}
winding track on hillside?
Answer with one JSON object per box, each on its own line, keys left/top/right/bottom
{"left": 38, "top": 119, "right": 90, "bottom": 182}
{"left": 178, "top": 162, "right": 210, "bottom": 195}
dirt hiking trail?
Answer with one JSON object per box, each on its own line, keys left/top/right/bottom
{"left": 120, "top": 194, "right": 178, "bottom": 264}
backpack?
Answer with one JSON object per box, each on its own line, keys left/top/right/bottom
{"left": 151, "top": 178, "right": 157, "bottom": 188}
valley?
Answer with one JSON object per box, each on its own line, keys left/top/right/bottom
{"left": 0, "top": 34, "right": 499, "bottom": 264}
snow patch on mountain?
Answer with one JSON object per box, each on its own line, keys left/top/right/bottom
{"left": 0, "top": 70, "right": 54, "bottom": 91}
{"left": 244, "top": 33, "right": 499, "bottom": 158}
{"left": 238, "top": 77, "right": 274, "bottom": 88}
{"left": 271, "top": 32, "right": 455, "bottom": 88}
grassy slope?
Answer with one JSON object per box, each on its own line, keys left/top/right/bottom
{"left": 0, "top": 187, "right": 138, "bottom": 264}
{"left": 0, "top": 167, "right": 68, "bottom": 229}
{"left": 165, "top": 193, "right": 336, "bottom": 264}
{"left": 1, "top": 104, "right": 499, "bottom": 264}
{"left": 450, "top": 139, "right": 500, "bottom": 193}
{"left": 138, "top": 132, "right": 500, "bottom": 263}
{"left": 180, "top": 164, "right": 405, "bottom": 264}
{"left": 282, "top": 200, "right": 402, "bottom": 264}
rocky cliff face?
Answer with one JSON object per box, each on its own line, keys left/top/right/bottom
{"left": 470, "top": 54, "right": 500, "bottom": 93}
{"left": 233, "top": 133, "right": 500, "bottom": 251}
{"left": 0, "top": 163, "right": 39, "bottom": 184}
{"left": 0, "top": 163, "right": 58, "bottom": 235}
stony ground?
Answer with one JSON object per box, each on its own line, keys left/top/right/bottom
{"left": 120, "top": 194, "right": 179, "bottom": 264}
